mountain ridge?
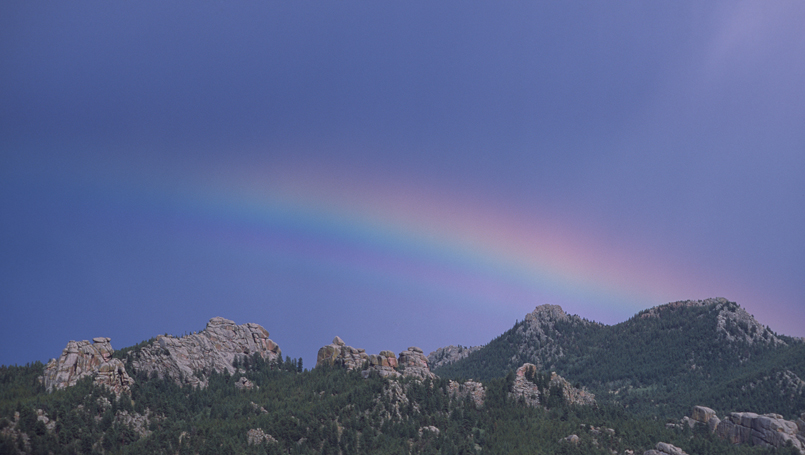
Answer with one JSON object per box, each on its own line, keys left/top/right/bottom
{"left": 3, "top": 297, "right": 805, "bottom": 455}
{"left": 433, "top": 297, "right": 805, "bottom": 419}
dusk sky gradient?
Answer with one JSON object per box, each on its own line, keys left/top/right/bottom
{"left": 2, "top": 1, "right": 804, "bottom": 368}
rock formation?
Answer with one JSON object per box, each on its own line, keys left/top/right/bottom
{"left": 43, "top": 318, "right": 279, "bottom": 393}
{"left": 550, "top": 371, "right": 595, "bottom": 406}
{"left": 687, "top": 406, "right": 804, "bottom": 453}
{"left": 511, "top": 363, "right": 543, "bottom": 407}
{"left": 235, "top": 376, "right": 257, "bottom": 390}
{"left": 317, "top": 336, "right": 369, "bottom": 370}
{"left": 524, "top": 304, "right": 570, "bottom": 326}
{"left": 427, "top": 345, "right": 482, "bottom": 370}
{"left": 315, "top": 336, "right": 398, "bottom": 377}
{"left": 115, "top": 409, "right": 154, "bottom": 439}
{"left": 43, "top": 337, "right": 134, "bottom": 395}
{"left": 35, "top": 409, "right": 56, "bottom": 433}
{"left": 315, "top": 338, "right": 435, "bottom": 380}
{"left": 363, "top": 350, "right": 400, "bottom": 378}
{"left": 716, "top": 412, "right": 803, "bottom": 453}
{"left": 0, "top": 413, "right": 31, "bottom": 453}
{"left": 691, "top": 405, "right": 716, "bottom": 424}
{"left": 44, "top": 337, "right": 112, "bottom": 390}
{"left": 685, "top": 405, "right": 720, "bottom": 432}
{"left": 644, "top": 442, "right": 688, "bottom": 455}
{"left": 510, "top": 363, "right": 595, "bottom": 408}
{"left": 560, "top": 434, "right": 579, "bottom": 444}
{"left": 448, "top": 380, "right": 486, "bottom": 408}
{"left": 247, "top": 428, "right": 277, "bottom": 445}
{"left": 398, "top": 347, "right": 435, "bottom": 380}
{"left": 418, "top": 426, "right": 440, "bottom": 437}
{"left": 130, "top": 317, "right": 281, "bottom": 388}
{"left": 370, "top": 381, "right": 416, "bottom": 423}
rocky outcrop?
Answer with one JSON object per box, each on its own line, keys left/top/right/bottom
{"left": 376, "top": 381, "right": 415, "bottom": 422}
{"left": 363, "top": 350, "right": 400, "bottom": 378}
{"left": 716, "top": 412, "right": 803, "bottom": 453}
{"left": 247, "top": 428, "right": 277, "bottom": 445}
{"left": 115, "top": 409, "right": 153, "bottom": 439}
{"left": 130, "top": 317, "right": 281, "bottom": 388}
{"left": 35, "top": 409, "right": 56, "bottom": 433}
{"left": 43, "top": 317, "right": 278, "bottom": 393}
{"left": 250, "top": 401, "right": 268, "bottom": 414}
{"left": 552, "top": 371, "right": 596, "bottom": 406}
{"left": 418, "top": 426, "right": 440, "bottom": 437}
{"left": 316, "top": 336, "right": 399, "bottom": 378}
{"left": 0, "top": 413, "right": 31, "bottom": 453}
{"left": 317, "top": 336, "right": 369, "bottom": 370}
{"left": 96, "top": 358, "right": 135, "bottom": 395}
{"left": 687, "top": 406, "right": 804, "bottom": 453}
{"left": 511, "top": 363, "right": 543, "bottom": 407}
{"left": 644, "top": 442, "right": 688, "bottom": 455}
{"left": 44, "top": 338, "right": 112, "bottom": 390}
{"left": 43, "top": 337, "right": 134, "bottom": 395}
{"left": 510, "top": 363, "right": 595, "bottom": 407}
{"left": 316, "top": 338, "right": 435, "bottom": 380}
{"left": 524, "top": 304, "right": 570, "bottom": 325}
{"left": 691, "top": 405, "right": 716, "bottom": 424}
{"left": 398, "top": 347, "right": 435, "bottom": 380}
{"left": 560, "top": 434, "right": 579, "bottom": 444}
{"left": 448, "top": 380, "right": 486, "bottom": 408}
{"left": 428, "top": 345, "right": 482, "bottom": 370}
{"left": 685, "top": 405, "right": 721, "bottom": 432}
{"left": 235, "top": 376, "right": 257, "bottom": 390}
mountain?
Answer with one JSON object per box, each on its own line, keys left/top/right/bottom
{"left": 1, "top": 299, "right": 804, "bottom": 455}
{"left": 434, "top": 298, "right": 805, "bottom": 417}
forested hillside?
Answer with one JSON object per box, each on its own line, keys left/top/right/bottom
{"left": 1, "top": 299, "right": 803, "bottom": 454}
{"left": 435, "top": 299, "right": 805, "bottom": 418}
{"left": 2, "top": 355, "right": 799, "bottom": 455}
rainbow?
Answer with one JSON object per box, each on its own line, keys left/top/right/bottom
{"left": 78, "top": 154, "right": 720, "bottom": 326}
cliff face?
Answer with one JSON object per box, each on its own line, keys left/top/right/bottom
{"left": 130, "top": 317, "right": 281, "bottom": 388}
{"left": 43, "top": 337, "right": 133, "bottom": 395}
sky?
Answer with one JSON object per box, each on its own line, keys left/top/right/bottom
{"left": 2, "top": 1, "right": 804, "bottom": 369}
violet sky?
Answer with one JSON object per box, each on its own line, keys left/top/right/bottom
{"left": 2, "top": 1, "right": 804, "bottom": 368}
